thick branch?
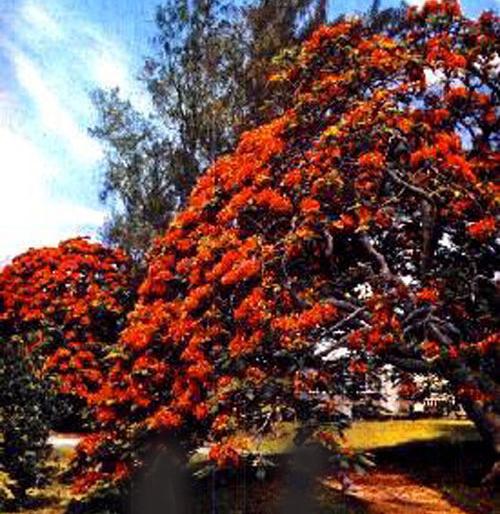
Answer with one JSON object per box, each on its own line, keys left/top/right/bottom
{"left": 384, "top": 355, "right": 435, "bottom": 374}
{"left": 359, "top": 232, "right": 393, "bottom": 280}
{"left": 429, "top": 322, "right": 454, "bottom": 346}
{"left": 326, "top": 297, "right": 362, "bottom": 312}
{"left": 281, "top": 254, "right": 309, "bottom": 309}
{"left": 386, "top": 167, "right": 437, "bottom": 204}
{"left": 359, "top": 232, "right": 415, "bottom": 300}
{"left": 386, "top": 168, "right": 437, "bottom": 275}
{"left": 420, "top": 199, "right": 435, "bottom": 275}
{"left": 403, "top": 306, "right": 432, "bottom": 326}
{"left": 329, "top": 306, "right": 367, "bottom": 332}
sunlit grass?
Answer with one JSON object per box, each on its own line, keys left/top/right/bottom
{"left": 245, "top": 418, "right": 478, "bottom": 454}
{"left": 345, "top": 419, "right": 478, "bottom": 450}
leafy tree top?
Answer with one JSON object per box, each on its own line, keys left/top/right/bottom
{"left": 74, "top": 1, "right": 499, "bottom": 494}
{"left": 93, "top": 0, "right": 328, "bottom": 259}
{"left": 0, "top": 238, "right": 134, "bottom": 399}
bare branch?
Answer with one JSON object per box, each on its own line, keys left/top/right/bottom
{"left": 386, "top": 167, "right": 437, "bottom": 204}
{"left": 429, "top": 322, "right": 454, "bottom": 346}
{"left": 359, "top": 232, "right": 416, "bottom": 301}
{"left": 385, "top": 355, "right": 435, "bottom": 373}
{"left": 420, "top": 199, "right": 436, "bottom": 275}
{"left": 403, "top": 306, "right": 432, "bottom": 326}
{"left": 324, "top": 230, "right": 334, "bottom": 258}
{"left": 329, "top": 306, "right": 368, "bottom": 332}
{"left": 429, "top": 316, "right": 462, "bottom": 337}
{"left": 386, "top": 168, "right": 437, "bottom": 275}
{"left": 280, "top": 254, "right": 309, "bottom": 309}
{"left": 359, "top": 232, "right": 392, "bottom": 279}
{"left": 325, "top": 297, "right": 362, "bottom": 312}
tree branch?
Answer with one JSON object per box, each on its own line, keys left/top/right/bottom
{"left": 420, "top": 199, "right": 435, "bottom": 275}
{"left": 359, "top": 232, "right": 392, "bottom": 280}
{"left": 384, "top": 355, "right": 435, "bottom": 373}
{"left": 429, "top": 322, "right": 454, "bottom": 346}
{"left": 325, "top": 297, "right": 362, "bottom": 312}
{"left": 386, "top": 168, "right": 437, "bottom": 275}
{"left": 328, "top": 306, "right": 367, "bottom": 332}
{"left": 358, "top": 232, "right": 415, "bottom": 300}
{"left": 386, "top": 167, "right": 437, "bottom": 204}
{"left": 403, "top": 306, "right": 432, "bottom": 326}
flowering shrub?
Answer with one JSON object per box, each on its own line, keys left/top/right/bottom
{"left": 74, "top": 1, "right": 499, "bottom": 494}
{"left": 0, "top": 238, "right": 134, "bottom": 406}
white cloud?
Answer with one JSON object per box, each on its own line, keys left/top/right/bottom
{"left": 0, "top": 0, "right": 125, "bottom": 260}
{"left": 86, "top": 33, "right": 151, "bottom": 115}
{"left": 92, "top": 53, "right": 130, "bottom": 91}
{"left": 0, "top": 123, "right": 104, "bottom": 261}
{"left": 0, "top": 0, "right": 151, "bottom": 261}
{"left": 21, "top": 1, "right": 64, "bottom": 40}
{"left": 9, "top": 46, "right": 103, "bottom": 165}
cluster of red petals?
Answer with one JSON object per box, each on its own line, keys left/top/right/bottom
{"left": 416, "top": 287, "right": 440, "bottom": 304}
{"left": 208, "top": 442, "right": 240, "bottom": 468}
{"left": 467, "top": 217, "right": 496, "bottom": 241}
{"left": 147, "top": 407, "right": 183, "bottom": 430}
{"left": 0, "top": 238, "right": 133, "bottom": 399}
{"left": 422, "top": 0, "right": 461, "bottom": 17}
{"left": 421, "top": 340, "right": 441, "bottom": 360}
{"left": 272, "top": 303, "right": 337, "bottom": 339}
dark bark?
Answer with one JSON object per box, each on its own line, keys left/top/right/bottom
{"left": 460, "top": 398, "right": 500, "bottom": 486}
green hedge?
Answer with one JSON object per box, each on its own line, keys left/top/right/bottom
{"left": 0, "top": 338, "right": 54, "bottom": 509}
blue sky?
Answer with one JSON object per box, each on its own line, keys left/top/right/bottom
{"left": 0, "top": 0, "right": 498, "bottom": 261}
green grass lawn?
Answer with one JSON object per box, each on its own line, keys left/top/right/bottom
{"left": 245, "top": 418, "right": 478, "bottom": 455}
{"left": 345, "top": 418, "right": 478, "bottom": 450}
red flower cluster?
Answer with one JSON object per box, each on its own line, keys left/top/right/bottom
{"left": 467, "top": 217, "right": 496, "bottom": 241}
{"left": 422, "top": 0, "right": 461, "bottom": 17}
{"left": 208, "top": 442, "right": 240, "bottom": 468}
{"left": 0, "top": 238, "right": 133, "bottom": 400}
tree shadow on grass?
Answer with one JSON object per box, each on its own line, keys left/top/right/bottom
{"left": 370, "top": 430, "right": 498, "bottom": 514}
{"left": 187, "top": 425, "right": 494, "bottom": 514}
{"left": 191, "top": 464, "right": 370, "bottom": 514}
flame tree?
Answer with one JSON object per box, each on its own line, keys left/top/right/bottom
{"left": 0, "top": 238, "right": 134, "bottom": 409}
{"left": 73, "top": 1, "right": 499, "bottom": 494}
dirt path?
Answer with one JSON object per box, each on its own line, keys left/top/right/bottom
{"left": 326, "top": 471, "right": 469, "bottom": 514}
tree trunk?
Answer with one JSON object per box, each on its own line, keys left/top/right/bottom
{"left": 459, "top": 397, "right": 500, "bottom": 487}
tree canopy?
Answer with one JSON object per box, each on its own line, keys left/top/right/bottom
{"left": 72, "top": 0, "right": 498, "bottom": 494}
{"left": 0, "top": 238, "right": 134, "bottom": 402}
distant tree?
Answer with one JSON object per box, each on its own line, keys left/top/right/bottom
{"left": 365, "top": 0, "right": 409, "bottom": 33}
{"left": 91, "top": 90, "right": 186, "bottom": 261}
{"left": 93, "top": 0, "right": 328, "bottom": 261}
{"left": 242, "top": 0, "right": 328, "bottom": 125}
